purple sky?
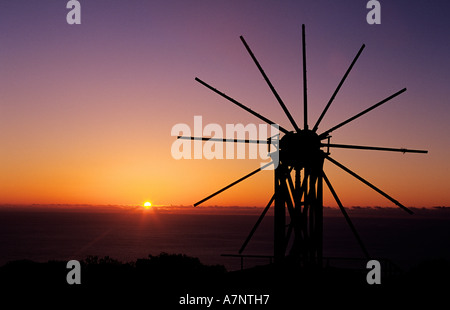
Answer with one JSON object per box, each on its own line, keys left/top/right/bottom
{"left": 1, "top": 1, "right": 449, "bottom": 207}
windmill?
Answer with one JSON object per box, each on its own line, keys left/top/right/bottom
{"left": 178, "top": 25, "right": 427, "bottom": 267}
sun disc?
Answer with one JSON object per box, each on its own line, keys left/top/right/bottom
{"left": 144, "top": 201, "right": 152, "bottom": 208}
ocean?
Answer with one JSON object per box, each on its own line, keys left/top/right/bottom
{"left": 1, "top": 205, "right": 449, "bottom": 271}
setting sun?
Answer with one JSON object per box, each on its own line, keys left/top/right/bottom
{"left": 144, "top": 201, "right": 152, "bottom": 209}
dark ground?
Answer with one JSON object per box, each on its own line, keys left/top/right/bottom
{"left": 0, "top": 253, "right": 449, "bottom": 308}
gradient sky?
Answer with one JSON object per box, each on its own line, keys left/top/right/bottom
{"left": 1, "top": 0, "right": 449, "bottom": 208}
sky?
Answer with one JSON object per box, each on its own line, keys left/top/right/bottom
{"left": 1, "top": 0, "right": 449, "bottom": 208}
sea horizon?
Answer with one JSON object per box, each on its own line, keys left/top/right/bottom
{"left": 1, "top": 204, "right": 449, "bottom": 271}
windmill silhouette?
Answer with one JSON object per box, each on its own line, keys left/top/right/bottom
{"left": 178, "top": 25, "right": 427, "bottom": 267}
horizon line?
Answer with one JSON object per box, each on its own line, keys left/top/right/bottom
{"left": 0, "top": 203, "right": 448, "bottom": 210}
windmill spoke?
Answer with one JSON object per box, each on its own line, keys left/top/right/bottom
{"left": 302, "top": 24, "right": 308, "bottom": 130}
{"left": 323, "top": 172, "right": 370, "bottom": 259}
{"left": 239, "top": 194, "right": 275, "bottom": 254}
{"left": 319, "top": 88, "right": 407, "bottom": 138}
{"left": 177, "top": 136, "right": 268, "bottom": 144}
{"left": 195, "top": 77, "right": 289, "bottom": 134}
{"left": 322, "top": 143, "right": 428, "bottom": 154}
{"left": 313, "top": 44, "right": 365, "bottom": 132}
{"left": 194, "top": 161, "right": 273, "bottom": 207}
{"left": 240, "top": 36, "right": 300, "bottom": 132}
{"left": 326, "top": 155, "right": 414, "bottom": 215}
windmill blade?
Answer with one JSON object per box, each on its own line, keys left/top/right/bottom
{"left": 322, "top": 143, "right": 428, "bottom": 154}
{"left": 319, "top": 88, "right": 407, "bottom": 139}
{"left": 326, "top": 155, "right": 414, "bottom": 215}
{"left": 194, "top": 161, "right": 273, "bottom": 207}
{"left": 195, "top": 77, "right": 289, "bottom": 134}
{"left": 239, "top": 194, "right": 275, "bottom": 254}
{"left": 323, "top": 172, "right": 370, "bottom": 259}
{"left": 302, "top": 24, "right": 308, "bottom": 130}
{"left": 177, "top": 136, "right": 268, "bottom": 144}
{"left": 313, "top": 44, "right": 365, "bottom": 132}
{"left": 240, "top": 36, "right": 300, "bottom": 133}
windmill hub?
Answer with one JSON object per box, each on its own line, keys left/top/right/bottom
{"left": 279, "top": 129, "right": 323, "bottom": 166}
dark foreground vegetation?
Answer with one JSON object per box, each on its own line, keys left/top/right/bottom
{"left": 0, "top": 253, "right": 448, "bottom": 308}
